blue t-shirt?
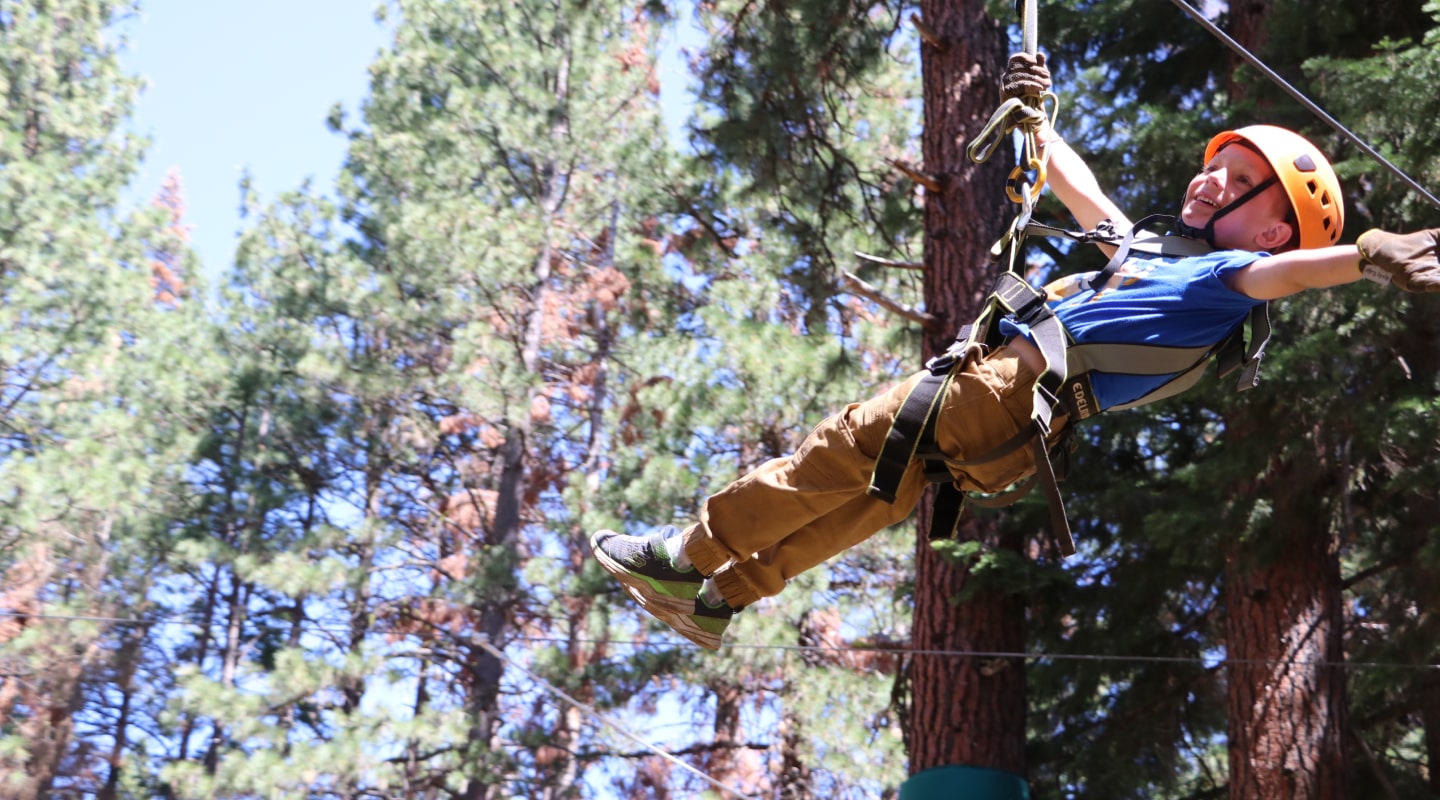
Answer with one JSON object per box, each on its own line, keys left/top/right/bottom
{"left": 1037, "top": 250, "right": 1265, "bottom": 410}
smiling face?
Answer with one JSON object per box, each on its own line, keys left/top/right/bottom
{"left": 1180, "top": 143, "right": 1296, "bottom": 252}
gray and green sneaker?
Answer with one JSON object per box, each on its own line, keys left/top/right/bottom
{"left": 590, "top": 526, "right": 703, "bottom": 617}
{"left": 590, "top": 526, "right": 736, "bottom": 651}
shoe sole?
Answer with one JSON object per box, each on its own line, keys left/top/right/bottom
{"left": 612, "top": 587, "right": 723, "bottom": 651}
{"left": 589, "top": 529, "right": 700, "bottom": 617}
{"left": 661, "top": 611, "right": 724, "bottom": 651}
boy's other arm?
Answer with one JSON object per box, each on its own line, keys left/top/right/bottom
{"left": 1225, "top": 246, "right": 1363, "bottom": 300}
{"left": 1229, "top": 229, "right": 1440, "bottom": 300}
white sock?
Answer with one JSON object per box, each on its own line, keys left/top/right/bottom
{"left": 664, "top": 529, "right": 692, "bottom": 570}
{"left": 700, "top": 578, "right": 727, "bottom": 608}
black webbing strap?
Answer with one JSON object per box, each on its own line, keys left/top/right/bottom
{"left": 925, "top": 421, "right": 1075, "bottom": 557}
{"left": 1084, "top": 214, "right": 1182, "bottom": 292}
{"left": 1031, "top": 430, "right": 1075, "bottom": 556}
{"left": 866, "top": 342, "right": 1076, "bottom": 557}
{"left": 867, "top": 367, "right": 956, "bottom": 504}
{"left": 1216, "top": 302, "right": 1272, "bottom": 391}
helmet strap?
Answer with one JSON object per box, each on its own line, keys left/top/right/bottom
{"left": 1174, "top": 176, "right": 1280, "bottom": 247}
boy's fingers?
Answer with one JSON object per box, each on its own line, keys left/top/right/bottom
{"left": 1000, "top": 51, "right": 1051, "bottom": 101}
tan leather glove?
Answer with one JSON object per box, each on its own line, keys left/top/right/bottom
{"left": 1000, "top": 52, "right": 1050, "bottom": 102}
{"left": 1357, "top": 228, "right": 1440, "bottom": 292}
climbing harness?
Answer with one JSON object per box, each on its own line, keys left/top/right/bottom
{"left": 867, "top": 211, "right": 1273, "bottom": 558}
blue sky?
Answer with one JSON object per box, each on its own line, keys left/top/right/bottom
{"left": 118, "top": 1, "right": 697, "bottom": 283}
{"left": 118, "top": 0, "right": 391, "bottom": 279}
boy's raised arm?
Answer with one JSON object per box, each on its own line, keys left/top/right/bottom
{"left": 1037, "top": 126, "right": 1132, "bottom": 241}
{"left": 1000, "top": 53, "right": 1130, "bottom": 252}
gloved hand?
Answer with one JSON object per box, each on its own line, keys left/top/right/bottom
{"left": 1000, "top": 52, "right": 1050, "bottom": 102}
{"left": 1357, "top": 228, "right": 1440, "bottom": 292}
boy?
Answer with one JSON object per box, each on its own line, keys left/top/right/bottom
{"left": 591, "top": 54, "right": 1440, "bottom": 650}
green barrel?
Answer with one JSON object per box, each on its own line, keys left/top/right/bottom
{"left": 898, "top": 765, "right": 1030, "bottom": 800}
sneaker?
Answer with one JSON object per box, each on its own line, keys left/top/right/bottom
{"left": 590, "top": 526, "right": 703, "bottom": 617}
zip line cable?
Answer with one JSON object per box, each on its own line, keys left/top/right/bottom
{"left": 468, "top": 634, "right": 758, "bottom": 800}
{"left": 2, "top": 610, "right": 1436, "bottom": 673}
{"left": 1168, "top": 0, "right": 1440, "bottom": 212}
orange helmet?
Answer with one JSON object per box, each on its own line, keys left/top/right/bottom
{"left": 1203, "top": 125, "right": 1344, "bottom": 249}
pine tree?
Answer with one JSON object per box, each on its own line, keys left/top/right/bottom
{"left": 0, "top": 1, "right": 209, "bottom": 797}
{"left": 147, "top": 1, "right": 744, "bottom": 796}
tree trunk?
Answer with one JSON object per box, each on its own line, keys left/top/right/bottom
{"left": 1223, "top": 488, "right": 1349, "bottom": 800}
{"left": 100, "top": 628, "right": 143, "bottom": 800}
{"left": 1224, "top": 0, "right": 1271, "bottom": 103}
{"left": 1422, "top": 663, "right": 1440, "bottom": 796}
{"left": 708, "top": 680, "right": 749, "bottom": 789}
{"left": 460, "top": 18, "right": 572, "bottom": 798}
{"left": 911, "top": 514, "right": 1029, "bottom": 775}
{"left": 777, "top": 681, "right": 815, "bottom": 800}
{"left": 908, "top": 0, "right": 1021, "bottom": 777}
{"left": 1219, "top": 1, "right": 1350, "bottom": 795}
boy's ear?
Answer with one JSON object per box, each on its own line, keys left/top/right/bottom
{"left": 1255, "top": 220, "right": 1295, "bottom": 252}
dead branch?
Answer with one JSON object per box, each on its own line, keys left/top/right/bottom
{"left": 885, "top": 158, "right": 941, "bottom": 193}
{"left": 593, "top": 741, "right": 774, "bottom": 761}
{"left": 841, "top": 271, "right": 935, "bottom": 328}
{"left": 910, "top": 13, "right": 945, "bottom": 52}
{"left": 855, "top": 251, "right": 923, "bottom": 270}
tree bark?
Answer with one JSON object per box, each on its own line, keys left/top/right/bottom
{"left": 1224, "top": 0, "right": 1271, "bottom": 103}
{"left": 907, "top": 0, "right": 1022, "bottom": 777}
{"left": 1223, "top": 489, "right": 1349, "bottom": 800}
{"left": 1220, "top": 2, "right": 1350, "bottom": 796}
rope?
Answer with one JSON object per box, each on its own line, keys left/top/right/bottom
{"left": 968, "top": 0, "right": 1056, "bottom": 211}
{"left": 1019, "top": 0, "right": 1037, "bottom": 55}
{"left": 469, "top": 634, "right": 758, "bottom": 800}
{"left": 1168, "top": 0, "right": 1440, "bottom": 212}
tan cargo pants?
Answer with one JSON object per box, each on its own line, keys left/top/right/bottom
{"left": 681, "top": 345, "right": 1060, "bottom": 608}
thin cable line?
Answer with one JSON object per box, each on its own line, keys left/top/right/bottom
{"left": 469, "top": 634, "right": 757, "bottom": 800}
{"left": 0, "top": 610, "right": 161, "bottom": 627}
{"left": 516, "top": 635, "right": 1440, "bottom": 672}
{"left": 2, "top": 611, "right": 1434, "bottom": 672}
{"left": 1169, "top": 0, "right": 1440, "bottom": 212}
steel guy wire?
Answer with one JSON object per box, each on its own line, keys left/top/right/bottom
{"left": 469, "top": 633, "right": 758, "bottom": 800}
